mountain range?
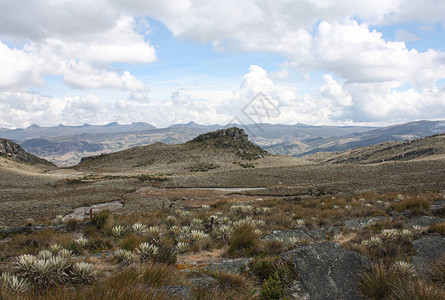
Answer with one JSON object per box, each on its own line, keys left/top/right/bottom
{"left": 0, "top": 120, "right": 444, "bottom": 166}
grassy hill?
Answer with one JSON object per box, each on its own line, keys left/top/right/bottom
{"left": 74, "top": 128, "right": 304, "bottom": 173}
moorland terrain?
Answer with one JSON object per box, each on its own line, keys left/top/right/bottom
{"left": 1, "top": 126, "right": 445, "bottom": 299}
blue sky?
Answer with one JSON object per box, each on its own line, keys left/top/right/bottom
{"left": 0, "top": 0, "right": 445, "bottom": 128}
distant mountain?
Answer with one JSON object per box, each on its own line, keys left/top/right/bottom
{"left": 0, "top": 122, "right": 156, "bottom": 140}
{"left": 291, "top": 120, "right": 445, "bottom": 157}
{"left": 2, "top": 120, "right": 444, "bottom": 167}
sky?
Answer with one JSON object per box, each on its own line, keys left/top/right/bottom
{"left": 0, "top": 0, "right": 445, "bottom": 129}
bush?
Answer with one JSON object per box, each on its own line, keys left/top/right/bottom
{"left": 153, "top": 245, "right": 177, "bottom": 265}
{"left": 90, "top": 211, "right": 109, "bottom": 229}
{"left": 249, "top": 257, "right": 278, "bottom": 282}
{"left": 359, "top": 262, "right": 398, "bottom": 299}
{"left": 429, "top": 222, "right": 445, "bottom": 236}
{"left": 227, "top": 223, "right": 258, "bottom": 257}
{"left": 260, "top": 275, "right": 284, "bottom": 300}
{"left": 207, "top": 270, "right": 247, "bottom": 291}
{"left": 388, "top": 280, "right": 445, "bottom": 300}
{"left": 391, "top": 197, "right": 430, "bottom": 215}
{"left": 429, "top": 255, "right": 445, "bottom": 285}
{"left": 261, "top": 239, "right": 286, "bottom": 255}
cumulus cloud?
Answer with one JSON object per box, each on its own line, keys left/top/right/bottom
{"left": 1, "top": 0, "right": 445, "bottom": 128}
{"left": 0, "top": 9, "right": 154, "bottom": 91}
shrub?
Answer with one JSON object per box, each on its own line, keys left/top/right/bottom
{"left": 429, "top": 255, "right": 445, "bottom": 285}
{"left": 91, "top": 211, "right": 109, "bottom": 229}
{"left": 391, "top": 197, "right": 430, "bottom": 215}
{"left": 261, "top": 239, "right": 286, "bottom": 255}
{"left": 227, "top": 223, "right": 259, "bottom": 257}
{"left": 207, "top": 270, "right": 247, "bottom": 291}
{"left": 260, "top": 275, "right": 284, "bottom": 300}
{"left": 70, "top": 262, "right": 95, "bottom": 284}
{"left": 136, "top": 242, "right": 158, "bottom": 262}
{"left": 429, "top": 222, "right": 445, "bottom": 236}
{"left": 65, "top": 219, "right": 79, "bottom": 231}
{"left": 249, "top": 257, "right": 278, "bottom": 282}
{"left": 359, "top": 262, "right": 398, "bottom": 299}
{"left": 153, "top": 245, "right": 177, "bottom": 265}
{"left": 388, "top": 280, "right": 445, "bottom": 300}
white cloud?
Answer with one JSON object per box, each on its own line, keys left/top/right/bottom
{"left": 0, "top": 13, "right": 155, "bottom": 92}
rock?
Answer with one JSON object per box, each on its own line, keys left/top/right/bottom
{"left": 262, "top": 229, "right": 314, "bottom": 242}
{"left": 342, "top": 216, "right": 388, "bottom": 229}
{"left": 0, "top": 138, "right": 54, "bottom": 166}
{"left": 162, "top": 285, "right": 192, "bottom": 300}
{"left": 411, "top": 236, "right": 445, "bottom": 268}
{"left": 189, "top": 274, "right": 219, "bottom": 290}
{"left": 307, "top": 229, "right": 328, "bottom": 241}
{"left": 205, "top": 258, "right": 252, "bottom": 273}
{"left": 282, "top": 242, "right": 370, "bottom": 300}
{"left": 431, "top": 200, "right": 445, "bottom": 217}
{"left": 406, "top": 216, "right": 444, "bottom": 227}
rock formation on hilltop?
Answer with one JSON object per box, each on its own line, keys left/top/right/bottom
{"left": 190, "top": 127, "right": 268, "bottom": 159}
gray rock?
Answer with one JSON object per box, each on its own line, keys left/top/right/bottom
{"left": 205, "top": 258, "right": 252, "bottom": 273}
{"left": 262, "top": 229, "right": 314, "bottom": 242}
{"left": 431, "top": 200, "right": 445, "bottom": 216}
{"left": 159, "top": 285, "right": 192, "bottom": 300}
{"left": 189, "top": 274, "right": 219, "bottom": 290}
{"left": 411, "top": 236, "right": 445, "bottom": 268}
{"left": 307, "top": 229, "right": 328, "bottom": 241}
{"left": 406, "top": 216, "right": 444, "bottom": 227}
{"left": 282, "top": 242, "right": 370, "bottom": 300}
{"left": 342, "top": 216, "right": 388, "bottom": 229}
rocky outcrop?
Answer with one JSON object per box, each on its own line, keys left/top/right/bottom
{"left": 190, "top": 127, "right": 267, "bottom": 159}
{"left": 282, "top": 242, "right": 370, "bottom": 300}
{"left": 262, "top": 229, "right": 315, "bottom": 242}
{"left": 342, "top": 216, "right": 388, "bottom": 229}
{"left": 0, "top": 138, "right": 55, "bottom": 166}
{"left": 411, "top": 236, "right": 445, "bottom": 268}
{"left": 191, "top": 127, "right": 249, "bottom": 142}
{"left": 205, "top": 258, "right": 252, "bottom": 273}
{"left": 406, "top": 216, "right": 444, "bottom": 227}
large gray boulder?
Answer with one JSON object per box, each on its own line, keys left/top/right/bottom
{"left": 431, "top": 200, "right": 445, "bottom": 217}
{"left": 282, "top": 242, "right": 370, "bottom": 300}
{"left": 262, "top": 229, "right": 314, "bottom": 242}
{"left": 205, "top": 258, "right": 252, "bottom": 273}
{"left": 406, "top": 216, "right": 444, "bottom": 227}
{"left": 342, "top": 216, "right": 388, "bottom": 230}
{"left": 411, "top": 236, "right": 445, "bottom": 268}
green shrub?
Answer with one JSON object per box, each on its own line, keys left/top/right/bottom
{"left": 249, "top": 257, "right": 278, "bottom": 282}
{"left": 260, "top": 275, "right": 284, "bottom": 300}
{"left": 227, "top": 223, "right": 258, "bottom": 257}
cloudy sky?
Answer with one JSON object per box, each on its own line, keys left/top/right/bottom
{"left": 1, "top": 0, "right": 445, "bottom": 129}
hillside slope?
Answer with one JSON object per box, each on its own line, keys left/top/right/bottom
{"left": 304, "top": 133, "right": 445, "bottom": 164}
{"left": 292, "top": 120, "right": 445, "bottom": 157}
{"left": 0, "top": 138, "right": 55, "bottom": 167}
